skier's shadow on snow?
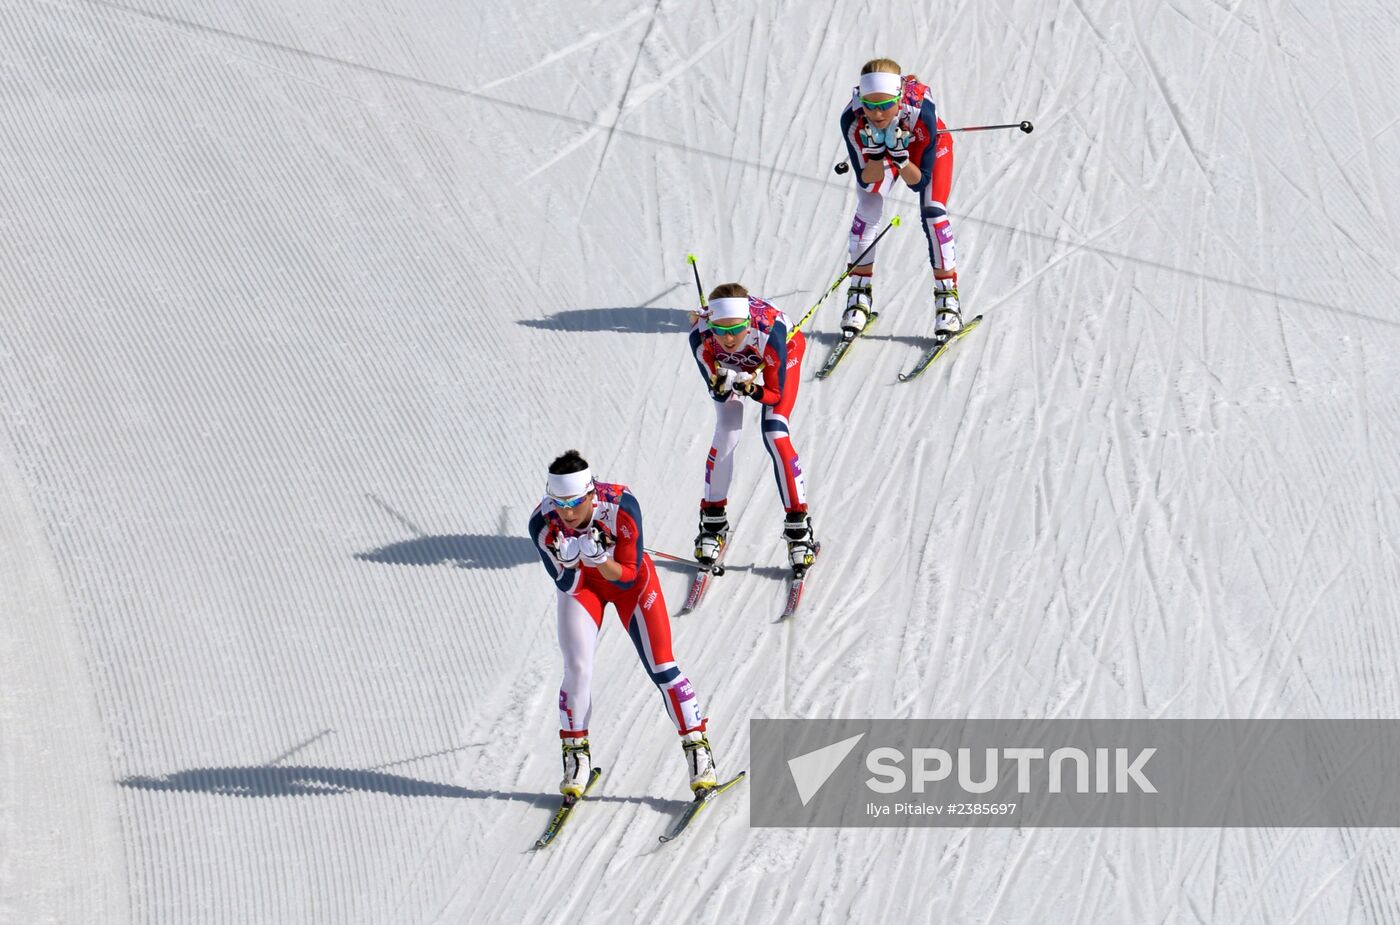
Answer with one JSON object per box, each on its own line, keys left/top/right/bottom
{"left": 355, "top": 534, "right": 537, "bottom": 569}
{"left": 119, "top": 766, "right": 689, "bottom": 813}
{"left": 802, "top": 329, "right": 937, "bottom": 349}
{"left": 722, "top": 563, "right": 793, "bottom": 581}
{"left": 519, "top": 306, "right": 693, "bottom": 335}
{"left": 519, "top": 310, "right": 932, "bottom": 349}
{"left": 651, "top": 558, "right": 790, "bottom": 582}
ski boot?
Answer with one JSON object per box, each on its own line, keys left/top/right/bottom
{"left": 681, "top": 729, "right": 718, "bottom": 793}
{"left": 934, "top": 277, "right": 962, "bottom": 343}
{"left": 783, "top": 511, "right": 818, "bottom": 578}
{"left": 840, "top": 274, "right": 874, "bottom": 339}
{"left": 693, "top": 504, "right": 729, "bottom": 567}
{"left": 559, "top": 737, "right": 592, "bottom": 799}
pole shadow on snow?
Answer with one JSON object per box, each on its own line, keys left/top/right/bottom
{"left": 355, "top": 534, "right": 537, "bottom": 569}
{"left": 119, "top": 766, "right": 690, "bottom": 813}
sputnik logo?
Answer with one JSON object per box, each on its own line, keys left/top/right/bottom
{"left": 787, "top": 733, "right": 865, "bottom": 806}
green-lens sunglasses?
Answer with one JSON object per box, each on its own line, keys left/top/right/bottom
{"left": 859, "top": 94, "right": 900, "bottom": 111}
{"left": 708, "top": 318, "right": 749, "bottom": 334}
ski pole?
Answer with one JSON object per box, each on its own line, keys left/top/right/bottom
{"left": 685, "top": 254, "right": 708, "bottom": 313}
{"left": 646, "top": 546, "right": 725, "bottom": 576}
{"left": 833, "top": 119, "right": 1033, "bottom": 174}
{"left": 940, "top": 119, "right": 1034, "bottom": 135}
{"left": 788, "top": 215, "right": 902, "bottom": 336}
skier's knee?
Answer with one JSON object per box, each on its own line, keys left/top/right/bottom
{"left": 648, "top": 664, "right": 681, "bottom": 687}
{"left": 561, "top": 658, "right": 592, "bottom": 692}
{"left": 922, "top": 201, "right": 948, "bottom": 222}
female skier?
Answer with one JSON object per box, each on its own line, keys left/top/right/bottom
{"left": 528, "top": 450, "right": 718, "bottom": 797}
{"left": 838, "top": 57, "right": 962, "bottom": 342}
{"left": 688, "top": 284, "right": 817, "bottom": 578}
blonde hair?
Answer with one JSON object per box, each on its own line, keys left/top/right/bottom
{"left": 708, "top": 282, "right": 749, "bottom": 301}
{"left": 861, "top": 58, "right": 901, "bottom": 76}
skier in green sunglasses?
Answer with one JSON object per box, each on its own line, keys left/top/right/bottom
{"left": 838, "top": 57, "right": 961, "bottom": 344}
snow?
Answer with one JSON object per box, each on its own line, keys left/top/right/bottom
{"left": 3, "top": 0, "right": 1400, "bottom": 921}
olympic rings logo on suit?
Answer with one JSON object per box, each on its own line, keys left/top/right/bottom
{"left": 716, "top": 351, "right": 765, "bottom": 370}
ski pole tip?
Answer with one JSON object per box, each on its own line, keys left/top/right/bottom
{"left": 686, "top": 253, "right": 697, "bottom": 264}
{"left": 1020, "top": 120, "right": 1034, "bottom": 133}
{"left": 891, "top": 215, "right": 903, "bottom": 227}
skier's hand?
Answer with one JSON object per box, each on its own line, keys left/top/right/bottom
{"left": 885, "top": 126, "right": 912, "bottom": 165}
{"left": 734, "top": 376, "right": 761, "bottom": 400}
{"left": 555, "top": 534, "right": 583, "bottom": 569}
{"left": 709, "top": 367, "right": 736, "bottom": 400}
{"left": 858, "top": 123, "right": 887, "bottom": 161}
{"left": 578, "top": 526, "right": 612, "bottom": 566}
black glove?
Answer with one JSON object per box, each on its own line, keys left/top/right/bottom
{"left": 734, "top": 377, "right": 761, "bottom": 400}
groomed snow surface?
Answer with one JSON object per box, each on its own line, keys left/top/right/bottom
{"left": 4, "top": 1, "right": 1400, "bottom": 922}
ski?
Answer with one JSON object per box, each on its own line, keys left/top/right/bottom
{"left": 815, "top": 312, "right": 880, "bottom": 380}
{"left": 896, "top": 315, "right": 983, "bottom": 382}
{"left": 532, "top": 766, "right": 603, "bottom": 850}
{"left": 658, "top": 771, "right": 748, "bottom": 843}
{"left": 678, "top": 540, "right": 728, "bottom": 615}
{"left": 780, "top": 576, "right": 809, "bottom": 620}
{"left": 780, "top": 541, "right": 820, "bottom": 620}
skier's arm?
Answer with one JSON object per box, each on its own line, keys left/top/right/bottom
{"left": 689, "top": 327, "right": 725, "bottom": 401}
{"left": 743, "top": 322, "right": 789, "bottom": 406}
{"left": 842, "top": 108, "right": 883, "bottom": 190}
{"left": 602, "top": 494, "right": 645, "bottom": 586}
{"left": 906, "top": 99, "right": 939, "bottom": 192}
{"left": 529, "top": 510, "right": 580, "bottom": 594}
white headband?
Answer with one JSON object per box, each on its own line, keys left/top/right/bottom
{"left": 707, "top": 297, "right": 749, "bottom": 322}
{"left": 546, "top": 468, "right": 593, "bottom": 500}
{"left": 858, "top": 71, "right": 902, "bottom": 99}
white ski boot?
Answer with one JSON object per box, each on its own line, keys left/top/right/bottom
{"left": 934, "top": 278, "right": 962, "bottom": 342}
{"left": 783, "top": 511, "right": 818, "bottom": 577}
{"left": 559, "top": 737, "right": 592, "bottom": 799}
{"left": 693, "top": 505, "right": 729, "bottom": 566}
{"left": 840, "top": 275, "right": 874, "bottom": 338}
{"left": 682, "top": 729, "right": 718, "bottom": 793}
